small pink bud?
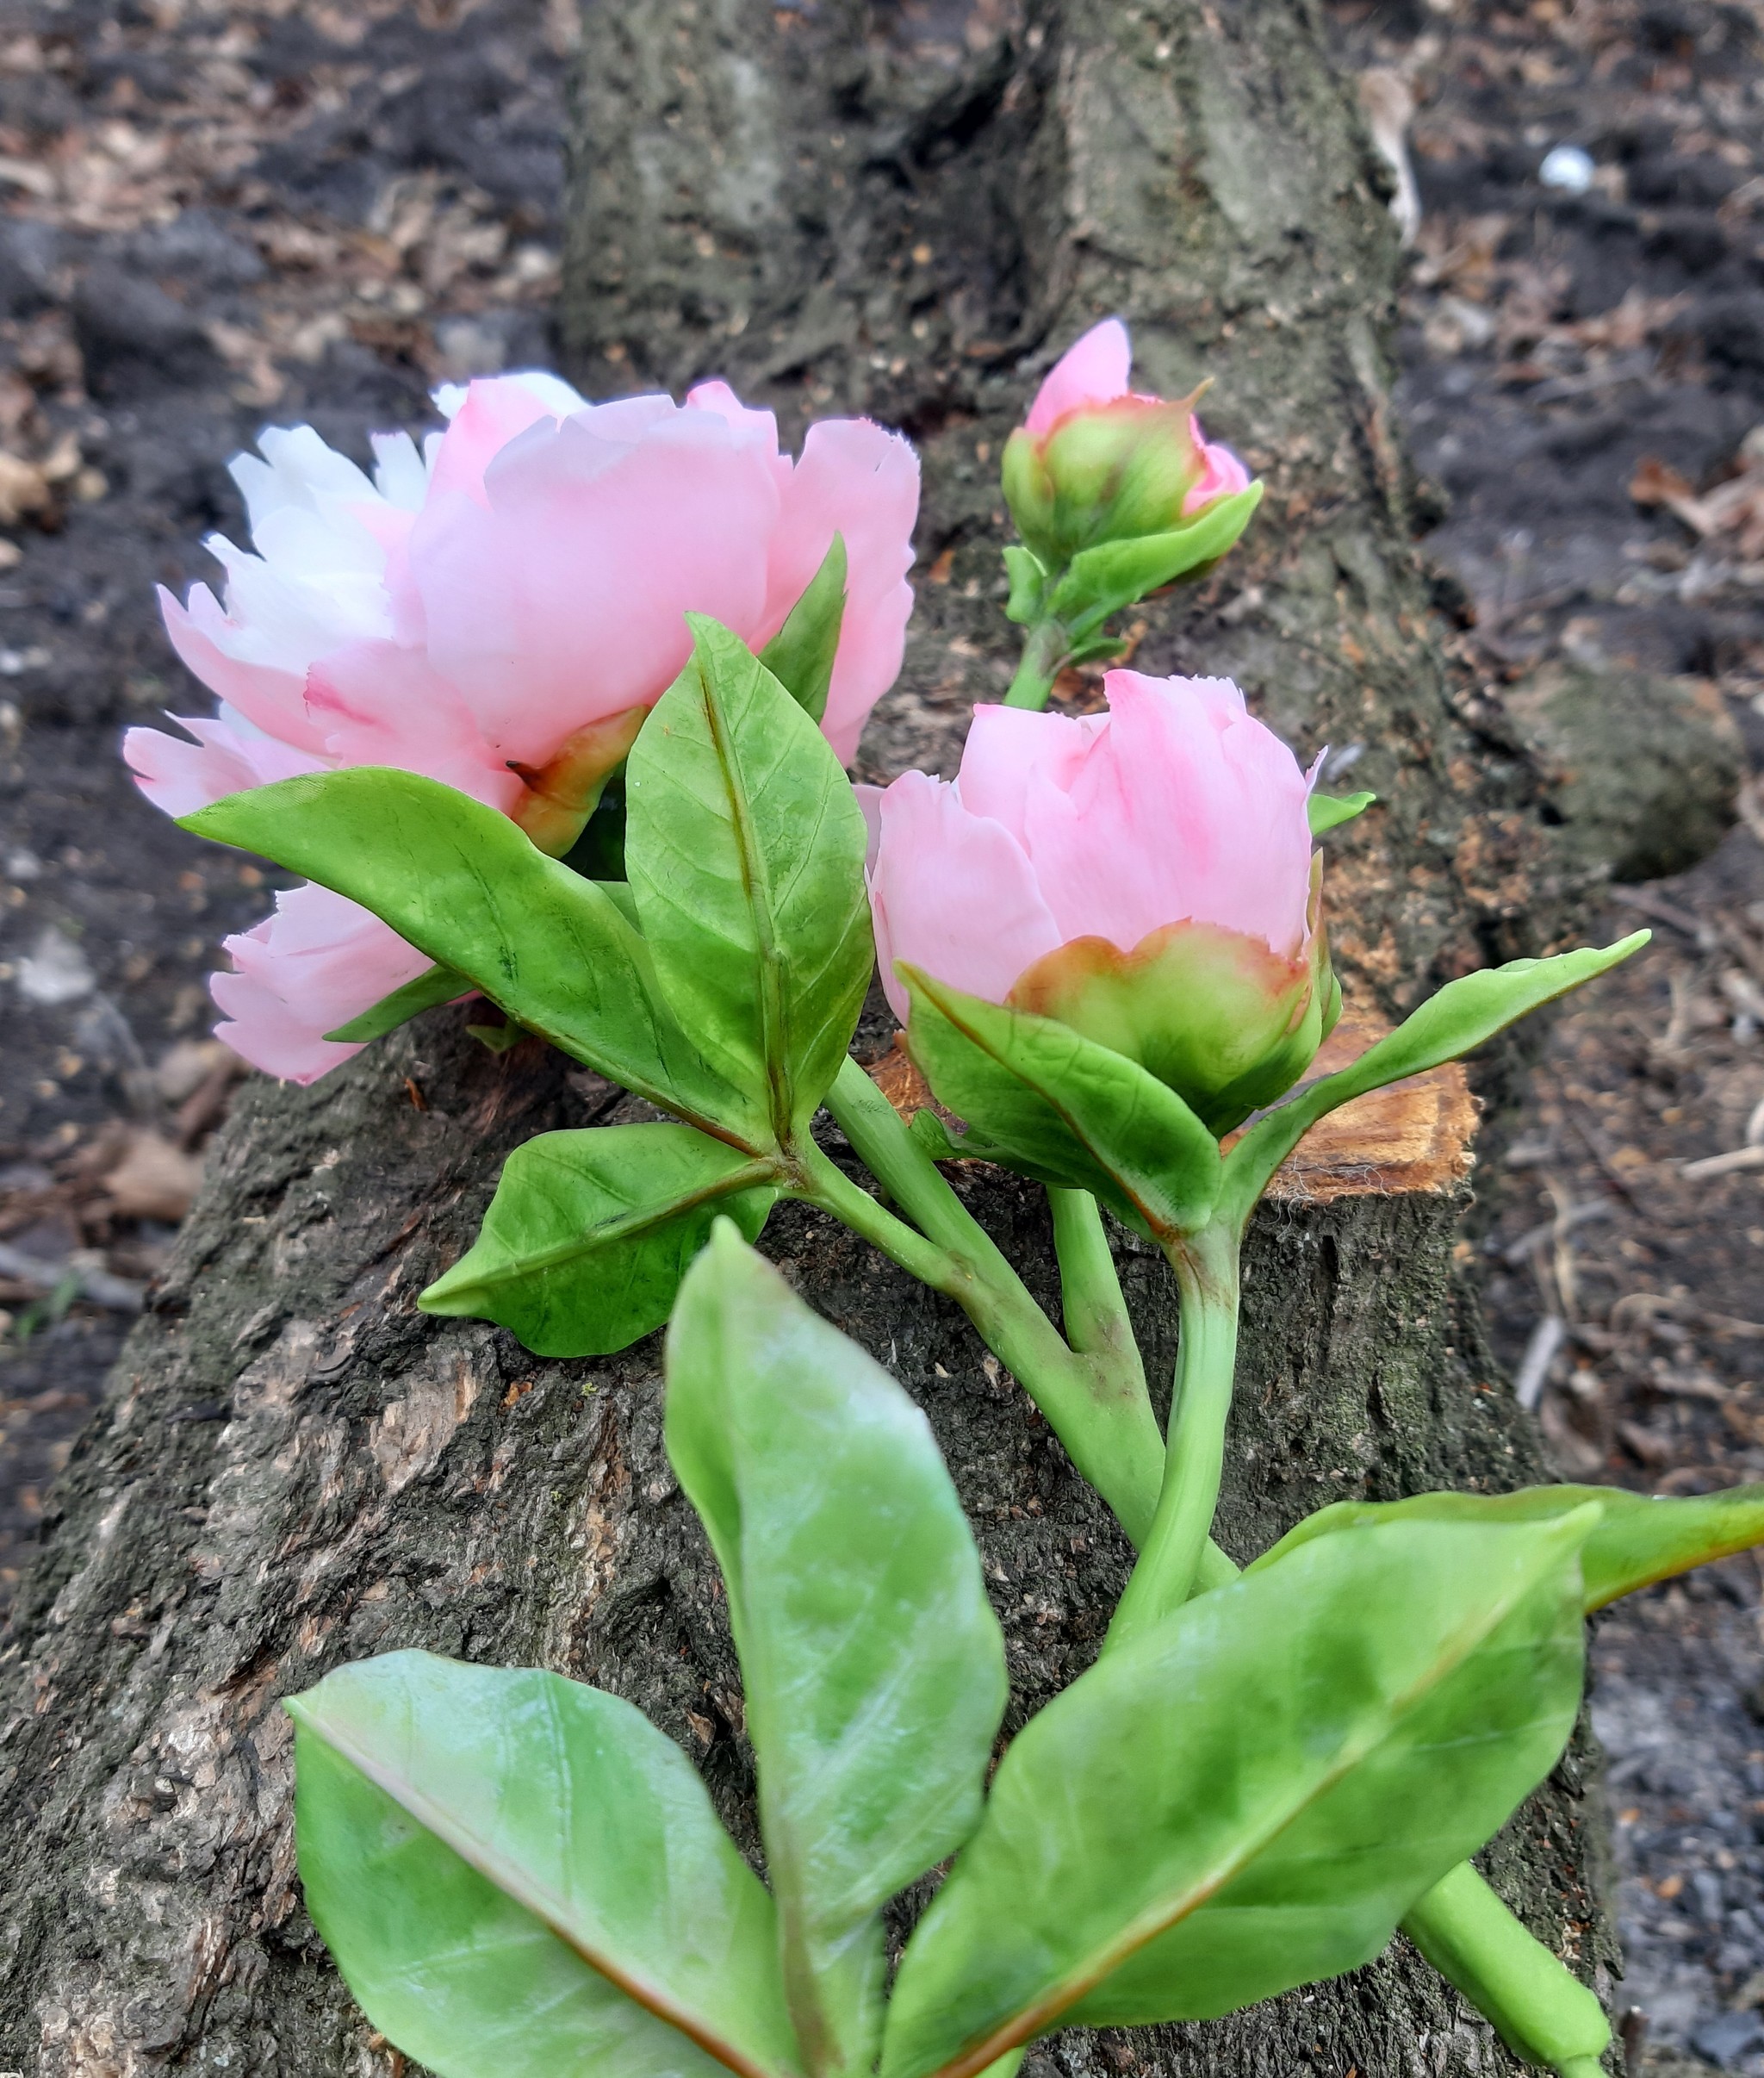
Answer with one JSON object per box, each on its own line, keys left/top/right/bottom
{"left": 1002, "top": 320, "right": 1252, "bottom": 565}
{"left": 868, "top": 673, "right": 1335, "bottom": 1132}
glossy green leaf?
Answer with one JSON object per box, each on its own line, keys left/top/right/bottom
{"left": 881, "top": 1511, "right": 1595, "bottom": 2078}
{"left": 1252, "top": 1480, "right": 1764, "bottom": 1613}
{"left": 1307, "top": 790, "right": 1376, "bottom": 837}
{"left": 666, "top": 1223, "right": 1009, "bottom": 2078}
{"left": 759, "top": 536, "right": 847, "bottom": 726}
{"left": 1047, "top": 485, "right": 1262, "bottom": 637}
{"left": 901, "top": 966, "right": 1222, "bottom": 1240}
{"left": 626, "top": 617, "right": 873, "bottom": 1147}
{"left": 182, "top": 768, "right": 756, "bottom": 1145}
{"left": 1221, "top": 933, "right": 1650, "bottom": 1217}
{"left": 467, "top": 1018, "right": 528, "bottom": 1054}
{"left": 419, "top": 1123, "right": 778, "bottom": 1357}
{"left": 325, "top": 961, "right": 472, "bottom": 1044}
{"left": 289, "top": 1651, "right": 802, "bottom": 2078}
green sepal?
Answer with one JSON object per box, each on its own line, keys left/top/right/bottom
{"left": 325, "top": 961, "right": 472, "bottom": 1045}
{"left": 667, "top": 1224, "right": 1008, "bottom": 2078}
{"left": 1002, "top": 545, "right": 1048, "bottom": 626}
{"left": 1307, "top": 790, "right": 1376, "bottom": 836}
{"left": 880, "top": 1510, "right": 1595, "bottom": 2078}
{"left": 466, "top": 1020, "right": 527, "bottom": 1054}
{"left": 626, "top": 616, "right": 873, "bottom": 1147}
{"left": 1221, "top": 932, "right": 1650, "bottom": 1220}
{"left": 1061, "top": 635, "right": 1130, "bottom": 669}
{"left": 758, "top": 534, "right": 847, "bottom": 726}
{"left": 287, "top": 1652, "right": 804, "bottom": 2078}
{"left": 180, "top": 768, "right": 755, "bottom": 1145}
{"left": 419, "top": 1123, "right": 779, "bottom": 1357}
{"left": 901, "top": 964, "right": 1222, "bottom": 1241}
{"left": 1252, "top": 1480, "right": 1764, "bottom": 1613}
{"left": 1046, "top": 484, "right": 1263, "bottom": 637}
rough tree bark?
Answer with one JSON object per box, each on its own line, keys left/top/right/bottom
{"left": 0, "top": 2, "right": 1626, "bottom": 2074}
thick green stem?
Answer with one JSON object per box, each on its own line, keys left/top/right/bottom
{"left": 1003, "top": 616, "right": 1070, "bottom": 709}
{"left": 800, "top": 1102, "right": 1164, "bottom": 1544}
{"left": 1048, "top": 1187, "right": 1147, "bottom": 1405}
{"left": 1106, "top": 1223, "right": 1241, "bottom": 1648}
{"left": 1403, "top": 1863, "right": 1612, "bottom": 2078}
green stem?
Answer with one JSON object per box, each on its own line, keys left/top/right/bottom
{"left": 1403, "top": 1863, "right": 1612, "bottom": 2078}
{"left": 1106, "top": 1223, "right": 1241, "bottom": 1649}
{"left": 1003, "top": 616, "right": 1070, "bottom": 710}
{"left": 816, "top": 1066, "right": 1164, "bottom": 1544}
{"left": 1047, "top": 1187, "right": 1146, "bottom": 1405}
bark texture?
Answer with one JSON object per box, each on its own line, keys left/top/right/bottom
{"left": 0, "top": 2, "right": 1625, "bottom": 2072}
{"left": 561, "top": 0, "right": 1581, "bottom": 1008}
{"left": 0, "top": 1011, "right": 1617, "bottom": 2076}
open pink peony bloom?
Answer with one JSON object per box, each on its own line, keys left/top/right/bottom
{"left": 1003, "top": 318, "right": 1252, "bottom": 563}
{"left": 866, "top": 672, "right": 1337, "bottom": 1132}
{"left": 129, "top": 371, "right": 919, "bottom": 1083}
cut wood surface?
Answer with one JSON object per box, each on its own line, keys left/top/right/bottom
{"left": 870, "top": 1012, "right": 1480, "bottom": 1205}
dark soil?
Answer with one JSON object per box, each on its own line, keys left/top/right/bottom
{"left": 4, "top": 0, "right": 1764, "bottom": 2064}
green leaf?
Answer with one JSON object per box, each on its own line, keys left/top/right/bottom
{"left": 881, "top": 1510, "right": 1595, "bottom": 2078}
{"left": 626, "top": 616, "right": 873, "bottom": 1146}
{"left": 180, "top": 768, "right": 756, "bottom": 1146}
{"left": 666, "top": 1223, "right": 1009, "bottom": 2078}
{"left": 467, "top": 1018, "right": 528, "bottom": 1054}
{"left": 289, "top": 1651, "right": 802, "bottom": 2078}
{"left": 1001, "top": 545, "right": 1047, "bottom": 626}
{"left": 759, "top": 536, "right": 847, "bottom": 726}
{"left": 1307, "top": 790, "right": 1376, "bottom": 837}
{"left": 1221, "top": 932, "right": 1650, "bottom": 1218}
{"left": 1047, "top": 485, "right": 1262, "bottom": 637}
{"left": 1251, "top": 1481, "right": 1764, "bottom": 1613}
{"left": 901, "top": 966, "right": 1221, "bottom": 1240}
{"left": 325, "top": 961, "right": 472, "bottom": 1045}
{"left": 419, "top": 1123, "right": 779, "bottom": 1357}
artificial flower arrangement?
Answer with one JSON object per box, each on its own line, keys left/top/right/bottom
{"left": 131, "top": 318, "right": 1764, "bottom": 2078}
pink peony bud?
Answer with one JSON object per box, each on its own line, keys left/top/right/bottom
{"left": 866, "top": 672, "right": 1337, "bottom": 1133}
{"left": 128, "top": 371, "right": 920, "bottom": 1082}
{"left": 1001, "top": 319, "right": 1252, "bottom": 565}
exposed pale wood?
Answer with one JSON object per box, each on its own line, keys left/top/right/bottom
{"left": 867, "top": 1011, "right": 1480, "bottom": 1205}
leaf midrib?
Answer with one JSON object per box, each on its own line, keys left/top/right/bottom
{"left": 920, "top": 1545, "right": 1570, "bottom": 2078}
{"left": 438, "top": 1158, "right": 780, "bottom": 1299}
{"left": 298, "top": 1712, "right": 798, "bottom": 2078}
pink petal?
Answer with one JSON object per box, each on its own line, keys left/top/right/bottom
{"left": 158, "top": 584, "right": 329, "bottom": 754}
{"left": 407, "top": 406, "right": 780, "bottom": 767}
{"left": 763, "top": 417, "right": 920, "bottom": 764}
{"left": 210, "top": 882, "right": 436, "bottom": 1084}
{"left": 124, "top": 713, "right": 327, "bottom": 818}
{"left": 1183, "top": 419, "right": 1252, "bottom": 515}
{"left": 427, "top": 375, "right": 581, "bottom": 503}
{"left": 868, "top": 769, "right": 1062, "bottom": 1023}
{"left": 954, "top": 702, "right": 1102, "bottom": 852}
{"left": 1022, "top": 672, "right": 1312, "bottom": 957}
{"left": 686, "top": 382, "right": 792, "bottom": 488}
{"left": 1023, "top": 318, "right": 1133, "bottom": 437}
{"left": 304, "top": 640, "right": 526, "bottom": 812}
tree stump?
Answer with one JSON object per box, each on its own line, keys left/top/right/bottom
{"left": 0, "top": 1005, "right": 1615, "bottom": 2075}
{"left": 0, "top": 2, "right": 1624, "bottom": 2071}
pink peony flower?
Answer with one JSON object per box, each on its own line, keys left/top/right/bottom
{"left": 1003, "top": 318, "right": 1252, "bottom": 562}
{"left": 129, "top": 371, "right": 920, "bottom": 1083}
{"left": 865, "top": 672, "right": 1336, "bottom": 1132}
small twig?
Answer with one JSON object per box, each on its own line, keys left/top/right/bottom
{"left": 1516, "top": 1315, "right": 1567, "bottom": 1411}
{"left": 1500, "top": 1198, "right": 1613, "bottom": 1266}
{"left": 1680, "top": 1144, "right": 1764, "bottom": 1181}
{"left": 1610, "top": 883, "right": 1718, "bottom": 950}
{"left": 0, "top": 1241, "right": 143, "bottom": 1313}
